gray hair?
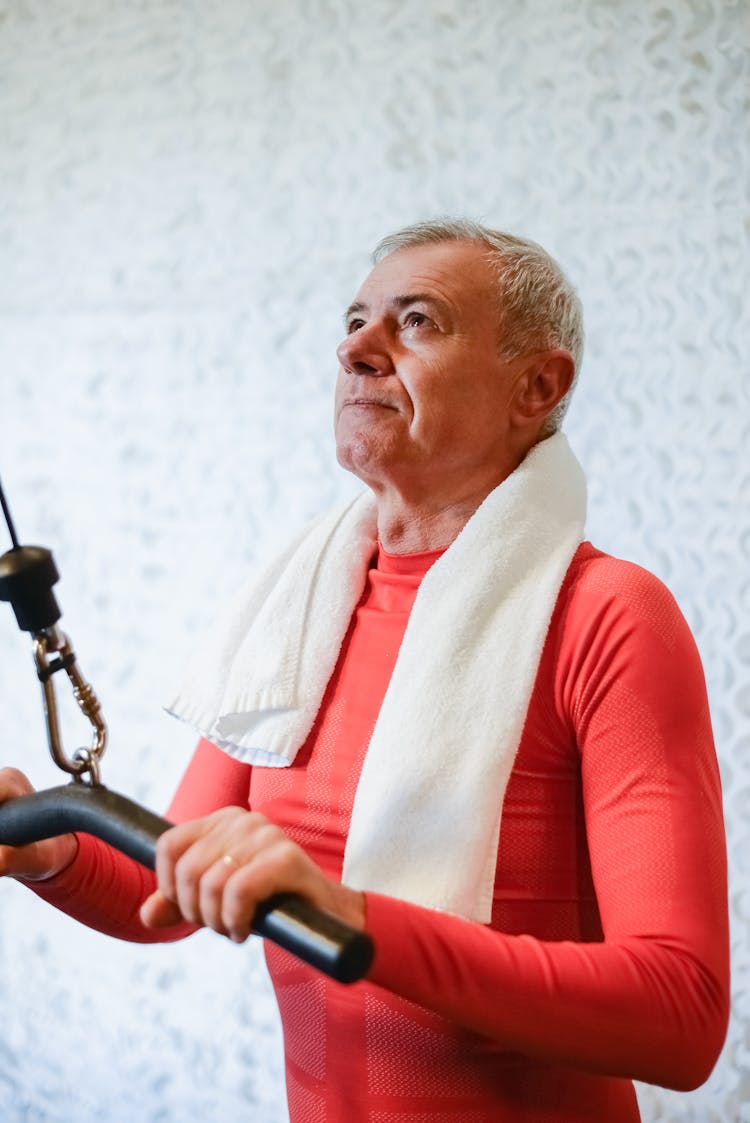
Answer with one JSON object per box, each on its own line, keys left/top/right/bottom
{"left": 372, "top": 218, "right": 584, "bottom": 432}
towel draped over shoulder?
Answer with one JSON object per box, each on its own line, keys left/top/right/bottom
{"left": 167, "top": 432, "right": 587, "bottom": 921}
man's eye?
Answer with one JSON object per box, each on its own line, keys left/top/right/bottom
{"left": 346, "top": 318, "right": 365, "bottom": 334}
{"left": 404, "top": 312, "right": 429, "bottom": 329}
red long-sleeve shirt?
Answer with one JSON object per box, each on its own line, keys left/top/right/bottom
{"left": 33, "top": 542, "right": 730, "bottom": 1121}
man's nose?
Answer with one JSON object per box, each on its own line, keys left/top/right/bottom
{"left": 336, "top": 321, "right": 393, "bottom": 377}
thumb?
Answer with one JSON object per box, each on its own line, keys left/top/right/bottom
{"left": 140, "top": 889, "right": 185, "bottom": 929}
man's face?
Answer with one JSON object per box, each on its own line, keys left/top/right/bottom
{"left": 334, "top": 240, "right": 523, "bottom": 498}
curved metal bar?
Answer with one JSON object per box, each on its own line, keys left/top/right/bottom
{"left": 0, "top": 785, "right": 374, "bottom": 984}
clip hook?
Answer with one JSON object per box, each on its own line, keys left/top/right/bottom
{"left": 0, "top": 520, "right": 108, "bottom": 786}
{"left": 33, "top": 625, "right": 107, "bottom": 784}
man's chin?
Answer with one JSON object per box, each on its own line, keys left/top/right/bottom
{"left": 335, "top": 437, "right": 397, "bottom": 486}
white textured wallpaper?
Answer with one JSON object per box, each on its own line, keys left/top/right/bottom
{"left": 0, "top": 1, "right": 747, "bottom": 1120}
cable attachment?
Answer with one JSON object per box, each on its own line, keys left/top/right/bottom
{"left": 32, "top": 624, "right": 107, "bottom": 785}
{"left": 0, "top": 538, "right": 108, "bottom": 786}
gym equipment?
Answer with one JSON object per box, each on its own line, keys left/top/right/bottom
{"left": 0, "top": 475, "right": 373, "bottom": 984}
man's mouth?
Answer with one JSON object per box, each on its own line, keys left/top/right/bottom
{"left": 341, "top": 398, "right": 397, "bottom": 410}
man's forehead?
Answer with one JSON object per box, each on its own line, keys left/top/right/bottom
{"left": 353, "top": 240, "right": 495, "bottom": 307}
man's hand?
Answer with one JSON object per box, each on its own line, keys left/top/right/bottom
{"left": 0, "top": 767, "right": 79, "bottom": 880}
{"left": 139, "top": 806, "right": 366, "bottom": 943}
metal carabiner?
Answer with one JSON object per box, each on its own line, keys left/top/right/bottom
{"left": 32, "top": 624, "right": 108, "bottom": 785}
{"left": 0, "top": 481, "right": 108, "bottom": 787}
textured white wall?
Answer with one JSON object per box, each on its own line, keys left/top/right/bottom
{"left": 0, "top": 1, "right": 747, "bottom": 1120}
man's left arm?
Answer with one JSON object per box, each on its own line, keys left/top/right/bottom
{"left": 363, "top": 564, "right": 730, "bottom": 1090}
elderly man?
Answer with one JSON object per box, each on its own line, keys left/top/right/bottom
{"left": 1, "top": 220, "right": 729, "bottom": 1122}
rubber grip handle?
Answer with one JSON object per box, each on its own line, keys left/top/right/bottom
{"left": 0, "top": 784, "right": 373, "bottom": 983}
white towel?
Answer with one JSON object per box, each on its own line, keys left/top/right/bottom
{"left": 167, "top": 432, "right": 587, "bottom": 922}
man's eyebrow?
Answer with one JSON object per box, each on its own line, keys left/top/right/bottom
{"left": 344, "top": 300, "right": 367, "bottom": 324}
{"left": 343, "top": 293, "right": 450, "bottom": 325}
{"left": 391, "top": 293, "right": 448, "bottom": 314}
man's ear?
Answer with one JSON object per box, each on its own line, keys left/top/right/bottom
{"left": 510, "top": 349, "right": 576, "bottom": 428}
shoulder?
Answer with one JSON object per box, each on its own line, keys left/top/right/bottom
{"left": 565, "top": 542, "right": 673, "bottom": 600}
{"left": 557, "top": 542, "right": 694, "bottom": 653}
{"left": 546, "top": 545, "right": 710, "bottom": 747}
{"left": 544, "top": 543, "right": 707, "bottom": 721}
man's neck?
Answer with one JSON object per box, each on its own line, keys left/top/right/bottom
{"left": 363, "top": 433, "right": 549, "bottom": 553}
{"left": 375, "top": 502, "right": 476, "bottom": 553}
{"left": 373, "top": 475, "right": 511, "bottom": 553}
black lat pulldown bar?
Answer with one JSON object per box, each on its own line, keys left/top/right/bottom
{"left": 0, "top": 782, "right": 373, "bottom": 983}
{"left": 0, "top": 477, "right": 373, "bottom": 985}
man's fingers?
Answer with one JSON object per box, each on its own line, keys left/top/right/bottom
{"left": 220, "top": 838, "right": 312, "bottom": 943}
{"left": 154, "top": 806, "right": 244, "bottom": 907}
{"left": 143, "top": 806, "right": 365, "bottom": 944}
{"left": 154, "top": 819, "right": 208, "bottom": 904}
{"left": 196, "top": 855, "right": 238, "bottom": 935}
{"left": 148, "top": 807, "right": 316, "bottom": 940}
{"left": 0, "top": 766, "right": 34, "bottom": 802}
{"left": 154, "top": 806, "right": 269, "bottom": 927}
